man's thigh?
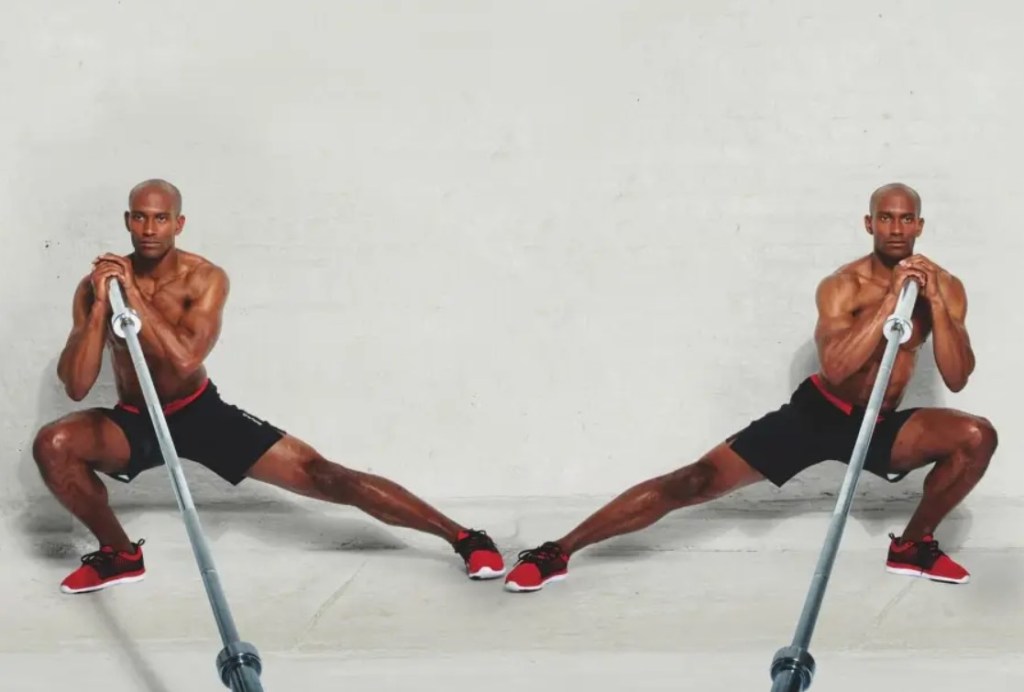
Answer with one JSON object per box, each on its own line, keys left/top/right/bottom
{"left": 172, "top": 382, "right": 288, "bottom": 486}
{"left": 886, "top": 407, "right": 995, "bottom": 474}
{"left": 35, "top": 409, "right": 134, "bottom": 476}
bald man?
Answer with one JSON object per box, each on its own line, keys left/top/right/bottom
{"left": 34, "top": 179, "right": 505, "bottom": 594}
{"left": 505, "top": 182, "right": 996, "bottom": 592}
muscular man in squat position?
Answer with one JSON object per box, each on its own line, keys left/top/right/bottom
{"left": 505, "top": 182, "right": 997, "bottom": 592}
{"left": 34, "top": 179, "right": 505, "bottom": 594}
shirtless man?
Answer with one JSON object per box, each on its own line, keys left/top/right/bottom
{"left": 505, "top": 182, "right": 997, "bottom": 592}
{"left": 33, "top": 179, "right": 505, "bottom": 594}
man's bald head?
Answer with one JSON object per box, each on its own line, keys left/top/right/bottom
{"left": 129, "top": 179, "right": 183, "bottom": 216}
{"left": 864, "top": 182, "right": 924, "bottom": 263}
{"left": 124, "top": 179, "right": 186, "bottom": 259}
{"left": 869, "top": 182, "right": 921, "bottom": 217}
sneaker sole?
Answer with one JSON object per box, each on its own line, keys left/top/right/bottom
{"left": 504, "top": 572, "right": 567, "bottom": 593}
{"left": 469, "top": 566, "right": 507, "bottom": 580}
{"left": 60, "top": 572, "right": 146, "bottom": 594}
{"left": 885, "top": 565, "right": 970, "bottom": 584}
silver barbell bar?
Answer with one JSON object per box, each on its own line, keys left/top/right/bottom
{"left": 107, "top": 278, "right": 265, "bottom": 692}
{"left": 769, "top": 278, "right": 920, "bottom": 692}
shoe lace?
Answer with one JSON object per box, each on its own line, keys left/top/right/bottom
{"left": 891, "top": 533, "right": 942, "bottom": 567}
{"left": 455, "top": 529, "right": 494, "bottom": 554}
{"left": 80, "top": 548, "right": 115, "bottom": 566}
{"left": 80, "top": 539, "right": 145, "bottom": 565}
{"left": 919, "top": 537, "right": 943, "bottom": 566}
{"left": 517, "top": 541, "right": 564, "bottom": 564}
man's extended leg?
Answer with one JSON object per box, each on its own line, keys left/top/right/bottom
{"left": 882, "top": 408, "right": 997, "bottom": 583}
{"left": 504, "top": 442, "right": 766, "bottom": 592}
{"left": 33, "top": 411, "right": 147, "bottom": 593}
{"left": 245, "top": 434, "right": 506, "bottom": 578}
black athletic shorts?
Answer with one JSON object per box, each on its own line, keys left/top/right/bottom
{"left": 726, "top": 374, "right": 920, "bottom": 487}
{"left": 99, "top": 379, "right": 287, "bottom": 485}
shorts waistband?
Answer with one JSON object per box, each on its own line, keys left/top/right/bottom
{"left": 809, "top": 374, "right": 884, "bottom": 421}
{"left": 117, "top": 378, "right": 211, "bottom": 416}
{"left": 809, "top": 374, "right": 856, "bottom": 414}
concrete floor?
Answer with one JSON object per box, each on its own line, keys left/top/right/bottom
{"left": 5, "top": 494, "right": 1022, "bottom": 691}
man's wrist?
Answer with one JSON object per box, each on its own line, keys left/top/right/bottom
{"left": 89, "top": 299, "right": 109, "bottom": 317}
{"left": 87, "top": 303, "right": 111, "bottom": 331}
{"left": 928, "top": 292, "right": 948, "bottom": 313}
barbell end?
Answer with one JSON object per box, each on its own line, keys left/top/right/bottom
{"left": 882, "top": 315, "right": 913, "bottom": 344}
{"left": 111, "top": 309, "right": 142, "bottom": 339}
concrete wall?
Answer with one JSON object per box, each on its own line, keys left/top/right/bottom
{"left": 2, "top": 1, "right": 1020, "bottom": 516}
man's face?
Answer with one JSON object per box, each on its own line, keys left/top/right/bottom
{"left": 864, "top": 191, "right": 923, "bottom": 261}
{"left": 124, "top": 187, "right": 184, "bottom": 260}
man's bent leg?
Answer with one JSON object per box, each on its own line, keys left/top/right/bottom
{"left": 881, "top": 408, "right": 997, "bottom": 584}
{"left": 32, "top": 410, "right": 147, "bottom": 593}
{"left": 888, "top": 408, "right": 997, "bottom": 541}
{"left": 33, "top": 411, "right": 135, "bottom": 551}
{"left": 246, "top": 435, "right": 506, "bottom": 577}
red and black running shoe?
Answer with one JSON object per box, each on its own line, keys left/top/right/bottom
{"left": 504, "top": 541, "right": 569, "bottom": 592}
{"left": 60, "top": 540, "right": 147, "bottom": 594}
{"left": 886, "top": 533, "right": 970, "bottom": 584}
{"left": 453, "top": 529, "right": 505, "bottom": 579}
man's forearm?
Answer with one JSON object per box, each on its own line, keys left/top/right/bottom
{"left": 125, "top": 290, "right": 195, "bottom": 374}
{"left": 57, "top": 306, "right": 108, "bottom": 400}
{"left": 930, "top": 299, "right": 975, "bottom": 391}
{"left": 820, "top": 292, "right": 899, "bottom": 382}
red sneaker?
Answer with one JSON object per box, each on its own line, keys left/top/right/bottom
{"left": 453, "top": 529, "right": 505, "bottom": 579}
{"left": 60, "top": 540, "right": 147, "bottom": 594}
{"left": 504, "top": 541, "right": 569, "bottom": 592}
{"left": 885, "top": 533, "right": 970, "bottom": 584}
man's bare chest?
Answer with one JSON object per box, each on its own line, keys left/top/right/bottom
{"left": 107, "top": 282, "right": 192, "bottom": 345}
{"left": 144, "top": 286, "right": 191, "bottom": 324}
{"left": 852, "top": 288, "right": 932, "bottom": 349}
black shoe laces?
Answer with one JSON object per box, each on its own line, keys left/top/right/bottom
{"left": 918, "top": 538, "right": 942, "bottom": 567}
{"left": 455, "top": 530, "right": 495, "bottom": 555}
{"left": 80, "top": 549, "right": 115, "bottom": 566}
{"left": 80, "top": 539, "right": 145, "bottom": 565}
{"left": 891, "top": 533, "right": 942, "bottom": 568}
{"left": 517, "top": 541, "right": 564, "bottom": 564}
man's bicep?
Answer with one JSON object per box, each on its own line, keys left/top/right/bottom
{"left": 942, "top": 274, "right": 969, "bottom": 323}
{"left": 67, "top": 277, "right": 95, "bottom": 333}
{"left": 179, "top": 267, "right": 230, "bottom": 352}
{"left": 813, "top": 275, "right": 856, "bottom": 345}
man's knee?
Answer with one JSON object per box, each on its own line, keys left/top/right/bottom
{"left": 32, "top": 422, "right": 73, "bottom": 474}
{"left": 963, "top": 415, "right": 997, "bottom": 453}
{"left": 957, "top": 415, "right": 997, "bottom": 474}
{"left": 32, "top": 420, "right": 97, "bottom": 484}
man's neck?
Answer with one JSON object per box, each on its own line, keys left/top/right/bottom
{"left": 131, "top": 248, "right": 179, "bottom": 281}
{"left": 869, "top": 250, "right": 899, "bottom": 275}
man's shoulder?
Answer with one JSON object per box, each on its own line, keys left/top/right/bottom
{"left": 937, "top": 266, "right": 964, "bottom": 289}
{"left": 180, "top": 252, "right": 229, "bottom": 287}
{"left": 814, "top": 257, "right": 873, "bottom": 310}
{"left": 73, "top": 273, "right": 95, "bottom": 299}
{"left": 936, "top": 267, "right": 967, "bottom": 303}
{"left": 816, "top": 262, "right": 865, "bottom": 295}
